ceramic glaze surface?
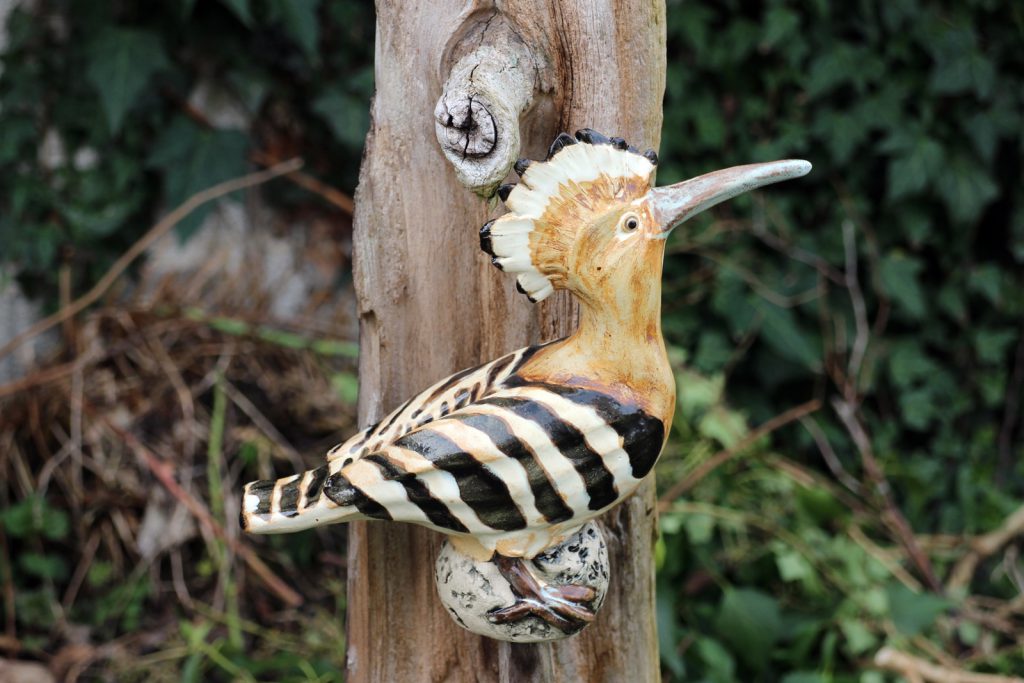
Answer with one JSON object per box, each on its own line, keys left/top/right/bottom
{"left": 435, "top": 522, "right": 608, "bottom": 642}
{"left": 239, "top": 129, "right": 810, "bottom": 640}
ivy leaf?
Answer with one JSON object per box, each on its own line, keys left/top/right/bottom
{"left": 86, "top": 28, "right": 169, "bottom": 134}
{"left": 697, "top": 405, "right": 748, "bottom": 449}
{"left": 761, "top": 7, "right": 800, "bottom": 49}
{"left": 312, "top": 87, "right": 370, "bottom": 149}
{"left": 754, "top": 300, "right": 821, "bottom": 371}
{"left": 887, "top": 342, "right": 939, "bottom": 388}
{"left": 60, "top": 196, "right": 140, "bottom": 238}
{"left": 968, "top": 264, "right": 1002, "bottom": 305}
{"left": 19, "top": 553, "right": 69, "bottom": 581}
{"left": 886, "top": 584, "right": 950, "bottom": 636}
{"left": 973, "top": 328, "right": 1015, "bottom": 364}
{"left": 880, "top": 253, "right": 927, "bottom": 319}
{"left": 269, "top": 0, "right": 320, "bottom": 62}
{"left": 147, "top": 117, "right": 249, "bottom": 239}
{"left": 714, "top": 588, "right": 782, "bottom": 670}
{"left": 220, "top": 0, "right": 253, "bottom": 26}
{"left": 887, "top": 135, "right": 943, "bottom": 200}
{"left": 899, "top": 387, "right": 936, "bottom": 430}
{"left": 930, "top": 51, "right": 995, "bottom": 100}
{"left": 937, "top": 156, "right": 998, "bottom": 224}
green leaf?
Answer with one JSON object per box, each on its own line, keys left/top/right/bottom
{"left": 887, "top": 136, "right": 943, "bottom": 200}
{"left": 87, "top": 561, "right": 115, "bottom": 587}
{"left": 761, "top": 7, "right": 800, "bottom": 49}
{"left": 887, "top": 343, "right": 939, "bottom": 387}
{"left": 312, "top": 87, "right": 370, "bottom": 149}
{"left": 147, "top": 117, "right": 249, "bottom": 239}
{"left": 656, "top": 578, "right": 685, "bottom": 679}
{"left": 60, "top": 196, "right": 140, "bottom": 238}
{"left": 839, "top": 619, "right": 877, "bottom": 656}
{"left": 269, "top": 0, "right": 320, "bottom": 61}
{"left": 714, "top": 588, "right": 782, "bottom": 670}
{"left": 697, "top": 405, "right": 748, "bottom": 449}
{"left": 0, "top": 496, "right": 67, "bottom": 540}
{"left": 880, "top": 253, "right": 927, "bottom": 319}
{"left": 973, "top": 328, "right": 1015, "bottom": 364}
{"left": 684, "top": 513, "right": 715, "bottom": 545}
{"left": 968, "top": 264, "right": 1002, "bottom": 305}
{"left": 220, "top": 0, "right": 252, "bottom": 26}
{"left": 696, "top": 637, "right": 736, "bottom": 683}
{"left": 19, "top": 553, "right": 69, "bottom": 581}
{"left": 937, "top": 156, "right": 999, "bottom": 224}
{"left": 0, "top": 498, "right": 36, "bottom": 537}
{"left": 930, "top": 50, "right": 995, "bottom": 100}
{"left": 886, "top": 584, "right": 950, "bottom": 636}
{"left": 86, "top": 28, "right": 169, "bottom": 133}
{"left": 782, "top": 673, "right": 827, "bottom": 683}
{"left": 898, "top": 387, "right": 936, "bottom": 430}
{"left": 754, "top": 300, "right": 821, "bottom": 370}
{"left": 676, "top": 370, "right": 724, "bottom": 415}
{"left": 331, "top": 372, "right": 359, "bottom": 405}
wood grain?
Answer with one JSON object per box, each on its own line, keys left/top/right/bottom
{"left": 348, "top": 1, "right": 666, "bottom": 680}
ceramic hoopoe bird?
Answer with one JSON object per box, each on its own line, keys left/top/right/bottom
{"left": 242, "top": 129, "right": 810, "bottom": 629}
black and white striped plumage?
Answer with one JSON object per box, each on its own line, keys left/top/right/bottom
{"left": 241, "top": 128, "right": 810, "bottom": 573}
{"left": 242, "top": 341, "right": 664, "bottom": 558}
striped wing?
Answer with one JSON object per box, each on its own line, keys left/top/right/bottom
{"left": 317, "top": 380, "right": 666, "bottom": 552}
{"left": 324, "top": 343, "right": 551, "bottom": 467}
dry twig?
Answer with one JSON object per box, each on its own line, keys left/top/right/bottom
{"left": 948, "top": 504, "right": 1024, "bottom": 591}
{"left": 658, "top": 399, "right": 821, "bottom": 506}
{"left": 875, "top": 647, "right": 1024, "bottom": 683}
{"left": 833, "top": 398, "right": 943, "bottom": 593}
{"left": 99, "top": 415, "right": 303, "bottom": 607}
{"left": 0, "top": 158, "right": 303, "bottom": 362}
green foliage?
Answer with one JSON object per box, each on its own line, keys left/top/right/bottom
{"left": 0, "top": 0, "right": 374, "bottom": 300}
{"left": 657, "top": 7, "right": 1022, "bottom": 671}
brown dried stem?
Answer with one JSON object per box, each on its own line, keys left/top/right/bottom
{"left": 250, "top": 150, "right": 354, "bottom": 214}
{"left": 98, "top": 414, "right": 303, "bottom": 607}
{"left": 658, "top": 398, "right": 821, "bottom": 507}
{"left": 874, "top": 647, "right": 1024, "bottom": 683}
{"left": 0, "top": 158, "right": 303, "bottom": 362}
{"left": 947, "top": 504, "right": 1024, "bottom": 591}
{"left": 833, "top": 398, "right": 942, "bottom": 593}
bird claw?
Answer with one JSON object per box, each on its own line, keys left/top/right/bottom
{"left": 486, "top": 555, "right": 597, "bottom": 634}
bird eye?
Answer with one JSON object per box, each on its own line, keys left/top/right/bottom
{"left": 624, "top": 216, "right": 639, "bottom": 232}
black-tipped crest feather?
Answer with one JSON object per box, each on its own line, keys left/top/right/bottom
{"left": 514, "top": 158, "right": 532, "bottom": 176}
{"left": 479, "top": 219, "right": 495, "bottom": 256}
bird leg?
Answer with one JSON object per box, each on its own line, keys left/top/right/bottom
{"left": 486, "top": 554, "right": 597, "bottom": 634}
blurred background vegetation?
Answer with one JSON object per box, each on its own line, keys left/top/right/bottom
{"left": 0, "top": 0, "right": 1021, "bottom": 681}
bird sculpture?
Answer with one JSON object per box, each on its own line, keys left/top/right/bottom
{"left": 241, "top": 129, "right": 810, "bottom": 637}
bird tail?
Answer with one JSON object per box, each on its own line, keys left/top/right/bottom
{"left": 241, "top": 465, "right": 358, "bottom": 534}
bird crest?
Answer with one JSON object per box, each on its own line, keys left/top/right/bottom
{"left": 480, "top": 130, "right": 659, "bottom": 302}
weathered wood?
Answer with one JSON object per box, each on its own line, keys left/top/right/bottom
{"left": 348, "top": 2, "right": 665, "bottom": 681}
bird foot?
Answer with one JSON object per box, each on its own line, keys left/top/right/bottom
{"left": 486, "top": 555, "right": 597, "bottom": 634}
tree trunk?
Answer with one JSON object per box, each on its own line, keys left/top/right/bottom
{"left": 348, "top": 2, "right": 666, "bottom": 681}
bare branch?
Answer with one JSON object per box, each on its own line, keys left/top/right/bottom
{"left": 833, "top": 398, "right": 942, "bottom": 592}
{"left": 0, "top": 158, "right": 303, "bottom": 362}
{"left": 948, "top": 504, "right": 1024, "bottom": 591}
{"left": 800, "top": 415, "right": 862, "bottom": 494}
{"left": 842, "top": 219, "right": 870, "bottom": 394}
{"left": 658, "top": 399, "right": 821, "bottom": 507}
{"left": 875, "top": 647, "right": 1024, "bottom": 683}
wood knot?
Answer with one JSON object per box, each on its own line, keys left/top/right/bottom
{"left": 432, "top": 36, "right": 538, "bottom": 197}
{"left": 435, "top": 96, "right": 497, "bottom": 159}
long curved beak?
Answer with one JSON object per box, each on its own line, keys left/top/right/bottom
{"left": 649, "top": 159, "right": 811, "bottom": 236}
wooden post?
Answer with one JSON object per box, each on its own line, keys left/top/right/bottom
{"left": 348, "top": 2, "right": 666, "bottom": 681}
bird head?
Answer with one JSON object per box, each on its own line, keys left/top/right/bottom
{"left": 481, "top": 129, "right": 810, "bottom": 311}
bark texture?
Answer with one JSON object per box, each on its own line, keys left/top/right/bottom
{"left": 348, "top": 1, "right": 666, "bottom": 680}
